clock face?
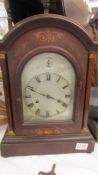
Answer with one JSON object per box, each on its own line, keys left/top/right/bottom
{"left": 21, "top": 52, "right": 76, "bottom": 123}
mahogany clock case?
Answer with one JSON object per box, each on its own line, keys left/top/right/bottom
{"left": 0, "top": 14, "right": 96, "bottom": 156}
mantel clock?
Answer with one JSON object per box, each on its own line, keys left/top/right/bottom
{"left": 0, "top": 14, "right": 96, "bottom": 156}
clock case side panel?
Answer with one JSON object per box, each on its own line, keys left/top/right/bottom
{"left": 0, "top": 43, "right": 13, "bottom": 131}
{"left": 83, "top": 52, "right": 95, "bottom": 129}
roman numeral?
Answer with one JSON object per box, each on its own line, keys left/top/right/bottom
{"left": 27, "top": 86, "right": 34, "bottom": 91}
{"left": 56, "top": 76, "right": 61, "bottom": 82}
{"left": 65, "top": 94, "right": 71, "bottom": 98}
{"left": 35, "top": 76, "right": 41, "bottom": 83}
{"left": 46, "top": 73, "right": 51, "bottom": 80}
{"left": 25, "top": 95, "right": 31, "bottom": 98}
{"left": 46, "top": 111, "right": 50, "bottom": 117}
{"left": 63, "top": 84, "right": 69, "bottom": 89}
{"left": 28, "top": 103, "right": 34, "bottom": 108}
{"left": 35, "top": 109, "right": 40, "bottom": 115}
{"left": 62, "top": 103, "right": 68, "bottom": 108}
{"left": 56, "top": 110, "right": 60, "bottom": 114}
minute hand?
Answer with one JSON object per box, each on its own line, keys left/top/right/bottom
{"left": 27, "top": 86, "right": 48, "bottom": 97}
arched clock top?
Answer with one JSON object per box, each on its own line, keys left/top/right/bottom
{"left": 1, "top": 14, "right": 97, "bottom": 51}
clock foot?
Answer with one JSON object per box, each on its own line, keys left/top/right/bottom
{"left": 1, "top": 128, "right": 95, "bottom": 157}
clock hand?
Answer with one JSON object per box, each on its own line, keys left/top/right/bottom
{"left": 27, "top": 86, "right": 68, "bottom": 106}
{"left": 27, "top": 86, "right": 49, "bottom": 97}
{"left": 27, "top": 86, "right": 56, "bottom": 99}
{"left": 27, "top": 86, "right": 57, "bottom": 100}
{"left": 46, "top": 94, "right": 58, "bottom": 100}
{"left": 47, "top": 95, "right": 68, "bottom": 107}
{"left": 47, "top": 95, "right": 68, "bottom": 106}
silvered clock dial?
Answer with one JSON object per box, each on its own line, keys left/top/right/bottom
{"left": 21, "top": 52, "right": 75, "bottom": 123}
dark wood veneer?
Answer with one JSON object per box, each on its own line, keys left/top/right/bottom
{"left": 0, "top": 14, "right": 96, "bottom": 156}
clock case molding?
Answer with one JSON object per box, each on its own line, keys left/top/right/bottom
{"left": 0, "top": 14, "right": 96, "bottom": 156}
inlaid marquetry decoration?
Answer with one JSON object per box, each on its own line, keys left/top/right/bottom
{"left": 34, "top": 31, "right": 63, "bottom": 43}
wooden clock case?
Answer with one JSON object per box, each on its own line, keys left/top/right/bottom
{"left": 0, "top": 14, "right": 96, "bottom": 157}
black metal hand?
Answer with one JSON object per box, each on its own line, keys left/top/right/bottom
{"left": 27, "top": 86, "right": 51, "bottom": 98}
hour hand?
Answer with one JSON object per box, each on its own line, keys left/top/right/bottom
{"left": 46, "top": 94, "right": 56, "bottom": 100}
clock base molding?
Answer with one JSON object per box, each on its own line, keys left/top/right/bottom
{"left": 1, "top": 129, "right": 95, "bottom": 157}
